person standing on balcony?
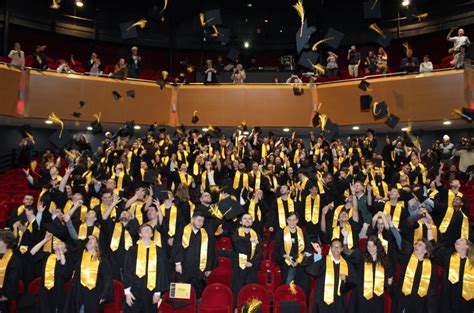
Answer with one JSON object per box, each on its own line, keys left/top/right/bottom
{"left": 400, "top": 49, "right": 419, "bottom": 74}
{"left": 419, "top": 55, "right": 433, "bottom": 73}
{"left": 203, "top": 59, "right": 218, "bottom": 84}
{"left": 326, "top": 51, "right": 339, "bottom": 78}
{"left": 8, "top": 43, "right": 25, "bottom": 70}
{"left": 127, "top": 46, "right": 142, "bottom": 79}
{"left": 364, "top": 50, "right": 378, "bottom": 74}
{"left": 231, "top": 64, "right": 246, "bottom": 84}
{"left": 376, "top": 47, "right": 388, "bottom": 74}
{"left": 347, "top": 45, "right": 361, "bottom": 78}
{"left": 89, "top": 58, "right": 103, "bottom": 77}
{"left": 32, "top": 45, "right": 48, "bottom": 70}
{"left": 446, "top": 28, "right": 470, "bottom": 53}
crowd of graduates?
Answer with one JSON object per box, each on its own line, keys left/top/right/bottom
{"left": 0, "top": 123, "right": 473, "bottom": 313}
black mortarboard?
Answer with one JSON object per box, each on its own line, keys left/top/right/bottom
{"left": 120, "top": 22, "right": 138, "bottom": 39}
{"left": 176, "top": 124, "right": 186, "bottom": 136}
{"left": 455, "top": 107, "right": 474, "bottom": 122}
{"left": 322, "top": 119, "right": 339, "bottom": 141}
{"left": 216, "top": 197, "right": 245, "bottom": 220}
{"left": 367, "top": 128, "right": 375, "bottom": 135}
{"left": 358, "top": 79, "right": 371, "bottom": 91}
{"left": 90, "top": 120, "right": 103, "bottom": 134}
{"left": 280, "top": 301, "right": 302, "bottom": 312}
{"left": 143, "top": 168, "right": 159, "bottom": 184}
{"left": 216, "top": 27, "right": 230, "bottom": 45}
{"left": 192, "top": 111, "right": 199, "bottom": 124}
{"left": 203, "top": 9, "right": 222, "bottom": 25}
{"left": 226, "top": 48, "right": 240, "bottom": 62}
{"left": 157, "top": 79, "right": 166, "bottom": 90}
{"left": 363, "top": 0, "right": 382, "bottom": 19}
{"left": 126, "top": 90, "right": 135, "bottom": 98}
{"left": 72, "top": 112, "right": 81, "bottom": 118}
{"left": 312, "top": 112, "right": 320, "bottom": 128}
{"left": 324, "top": 28, "right": 344, "bottom": 50}
{"left": 372, "top": 101, "right": 388, "bottom": 119}
{"left": 79, "top": 100, "right": 86, "bottom": 108}
{"left": 296, "top": 20, "right": 317, "bottom": 54}
{"left": 406, "top": 6, "right": 419, "bottom": 23}
{"left": 376, "top": 31, "right": 393, "bottom": 48}
{"left": 298, "top": 51, "right": 319, "bottom": 70}
{"left": 384, "top": 114, "right": 400, "bottom": 128}
{"left": 152, "top": 185, "right": 169, "bottom": 201}
{"left": 360, "top": 95, "right": 373, "bottom": 111}
{"left": 49, "top": 129, "right": 73, "bottom": 150}
{"left": 112, "top": 91, "right": 121, "bottom": 100}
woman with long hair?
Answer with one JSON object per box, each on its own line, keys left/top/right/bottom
{"left": 376, "top": 47, "right": 388, "bottom": 74}
{"left": 349, "top": 236, "right": 393, "bottom": 313}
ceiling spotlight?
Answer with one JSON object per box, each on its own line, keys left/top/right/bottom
{"left": 443, "top": 121, "right": 452, "bottom": 125}
{"left": 45, "top": 120, "right": 53, "bottom": 124}
{"left": 87, "top": 126, "right": 93, "bottom": 131}
{"left": 401, "top": 127, "right": 408, "bottom": 132}
{"left": 202, "top": 128, "right": 209, "bottom": 132}
{"left": 75, "top": 0, "right": 84, "bottom": 7}
{"left": 243, "top": 131, "right": 250, "bottom": 135}
{"left": 279, "top": 29, "right": 283, "bottom": 33}
{"left": 352, "top": 126, "right": 360, "bottom": 130}
{"left": 244, "top": 41, "right": 250, "bottom": 48}
{"left": 247, "top": 3, "right": 253, "bottom": 7}
{"left": 283, "top": 128, "right": 290, "bottom": 132}
{"left": 134, "top": 125, "right": 141, "bottom": 130}
{"left": 264, "top": 19, "right": 269, "bottom": 23}
{"left": 401, "top": 0, "right": 410, "bottom": 7}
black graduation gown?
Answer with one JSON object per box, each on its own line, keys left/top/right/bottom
{"left": 34, "top": 251, "right": 73, "bottom": 313}
{"left": 230, "top": 229, "right": 262, "bottom": 299}
{"left": 268, "top": 198, "right": 294, "bottom": 232}
{"left": 160, "top": 205, "right": 184, "bottom": 253}
{"left": 65, "top": 244, "right": 114, "bottom": 313}
{"left": 432, "top": 241, "right": 474, "bottom": 313}
{"left": 17, "top": 219, "right": 42, "bottom": 286}
{"left": 0, "top": 251, "right": 21, "bottom": 313}
{"left": 170, "top": 227, "right": 217, "bottom": 298}
{"left": 273, "top": 228, "right": 312, "bottom": 298}
{"left": 122, "top": 243, "right": 170, "bottom": 313}
{"left": 306, "top": 255, "right": 357, "bottom": 313}
{"left": 243, "top": 200, "right": 267, "bottom": 237}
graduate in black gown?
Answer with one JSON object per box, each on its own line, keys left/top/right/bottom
{"left": 349, "top": 235, "right": 394, "bottom": 313}
{"left": 231, "top": 213, "right": 262, "bottom": 301}
{"left": 123, "top": 224, "right": 170, "bottom": 313}
{"left": 306, "top": 238, "right": 357, "bottom": 313}
{"left": 392, "top": 237, "right": 438, "bottom": 313}
{"left": 0, "top": 230, "right": 21, "bottom": 313}
{"left": 171, "top": 210, "right": 217, "bottom": 298}
{"left": 30, "top": 232, "right": 72, "bottom": 313}
{"left": 65, "top": 235, "right": 114, "bottom": 313}
{"left": 268, "top": 185, "right": 296, "bottom": 237}
{"left": 430, "top": 235, "right": 474, "bottom": 313}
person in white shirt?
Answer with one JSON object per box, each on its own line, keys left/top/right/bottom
{"left": 419, "top": 55, "right": 433, "bottom": 73}
{"left": 89, "top": 58, "right": 103, "bottom": 77}
{"left": 8, "top": 43, "right": 25, "bottom": 70}
{"left": 231, "top": 64, "right": 246, "bottom": 84}
{"left": 446, "top": 28, "right": 470, "bottom": 52}
{"left": 56, "top": 60, "right": 75, "bottom": 74}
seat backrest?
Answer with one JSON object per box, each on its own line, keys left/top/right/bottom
{"left": 27, "top": 277, "right": 42, "bottom": 295}
{"left": 217, "top": 256, "right": 232, "bottom": 271}
{"left": 309, "top": 287, "right": 315, "bottom": 313}
{"left": 237, "top": 283, "right": 270, "bottom": 312}
{"left": 273, "top": 284, "right": 306, "bottom": 313}
{"left": 201, "top": 283, "right": 233, "bottom": 308}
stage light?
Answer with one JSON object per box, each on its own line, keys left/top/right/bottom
{"left": 443, "top": 121, "right": 451, "bottom": 125}
{"left": 45, "top": 120, "right": 53, "bottom": 125}
{"left": 283, "top": 128, "right": 290, "bottom": 132}
{"left": 75, "top": 0, "right": 84, "bottom": 7}
{"left": 247, "top": 3, "right": 253, "bottom": 7}
{"left": 244, "top": 41, "right": 250, "bottom": 48}
{"left": 401, "top": 127, "right": 408, "bottom": 131}
{"left": 202, "top": 128, "right": 209, "bottom": 132}
{"left": 401, "top": 0, "right": 410, "bottom": 7}
{"left": 352, "top": 126, "right": 360, "bottom": 130}
{"left": 134, "top": 125, "right": 141, "bottom": 130}
{"left": 87, "top": 126, "right": 93, "bottom": 131}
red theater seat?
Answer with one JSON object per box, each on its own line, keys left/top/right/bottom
{"left": 200, "top": 283, "right": 233, "bottom": 313}
{"left": 273, "top": 284, "right": 306, "bottom": 313}
{"left": 237, "top": 284, "right": 270, "bottom": 313}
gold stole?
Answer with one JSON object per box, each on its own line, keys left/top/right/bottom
{"left": 136, "top": 240, "right": 157, "bottom": 291}
{"left": 179, "top": 172, "right": 192, "bottom": 186}
{"left": 182, "top": 224, "right": 208, "bottom": 272}
{"left": 348, "top": 147, "right": 361, "bottom": 159}
{"left": 378, "top": 233, "right": 388, "bottom": 254}
{"left": 448, "top": 253, "right": 474, "bottom": 301}
{"left": 0, "top": 249, "right": 13, "bottom": 288}
{"left": 237, "top": 227, "right": 257, "bottom": 269}
{"left": 82, "top": 170, "right": 92, "bottom": 192}
{"left": 64, "top": 200, "right": 88, "bottom": 222}
{"left": 18, "top": 219, "right": 35, "bottom": 254}
{"left": 293, "top": 149, "right": 300, "bottom": 164}
{"left": 177, "top": 151, "right": 188, "bottom": 165}
{"left": 90, "top": 197, "right": 100, "bottom": 210}
{"left": 383, "top": 201, "right": 404, "bottom": 229}
{"left": 439, "top": 206, "right": 469, "bottom": 239}
{"left": 130, "top": 201, "right": 145, "bottom": 225}
{"left": 283, "top": 226, "right": 305, "bottom": 265}
{"left": 261, "top": 144, "right": 270, "bottom": 159}
{"left": 324, "top": 257, "right": 349, "bottom": 304}
{"left": 296, "top": 178, "right": 308, "bottom": 202}
{"left": 43, "top": 236, "right": 61, "bottom": 253}
{"left": 332, "top": 206, "right": 352, "bottom": 228}
{"left": 16, "top": 205, "right": 25, "bottom": 216}
{"left": 101, "top": 203, "right": 116, "bottom": 219}
{"left": 111, "top": 171, "right": 124, "bottom": 194}
{"left": 248, "top": 199, "right": 261, "bottom": 222}
{"left": 332, "top": 223, "right": 354, "bottom": 249}
{"left": 161, "top": 156, "right": 169, "bottom": 167}
{"left": 140, "top": 168, "right": 145, "bottom": 181}
{"left": 160, "top": 204, "right": 178, "bottom": 237}
{"left": 188, "top": 201, "right": 195, "bottom": 221}
{"left": 251, "top": 172, "right": 261, "bottom": 190}
{"left": 363, "top": 261, "right": 385, "bottom": 300}
{"left": 146, "top": 223, "right": 162, "bottom": 247}
{"left": 304, "top": 195, "right": 320, "bottom": 224}
{"left": 402, "top": 254, "right": 431, "bottom": 297}
{"left": 44, "top": 254, "right": 57, "bottom": 289}
{"left": 371, "top": 181, "right": 388, "bottom": 198}
{"left": 193, "top": 162, "right": 200, "bottom": 176}
{"left": 233, "top": 171, "right": 249, "bottom": 189}
{"left": 428, "top": 189, "right": 438, "bottom": 199}
{"left": 201, "top": 170, "right": 215, "bottom": 190}
{"left": 80, "top": 250, "right": 100, "bottom": 290}
{"left": 409, "top": 162, "right": 427, "bottom": 184}
{"left": 78, "top": 224, "right": 100, "bottom": 240}
{"left": 277, "top": 197, "right": 294, "bottom": 229}
{"left": 413, "top": 221, "right": 437, "bottom": 245}
{"left": 110, "top": 223, "right": 133, "bottom": 251}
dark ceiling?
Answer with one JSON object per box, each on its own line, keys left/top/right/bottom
{"left": 6, "top": 0, "right": 474, "bottom": 50}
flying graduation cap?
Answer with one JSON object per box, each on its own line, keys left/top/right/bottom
{"left": 90, "top": 112, "right": 103, "bottom": 134}
{"left": 295, "top": 20, "right": 316, "bottom": 54}
{"left": 192, "top": 111, "right": 199, "bottom": 124}
{"left": 323, "top": 28, "right": 344, "bottom": 50}
{"left": 298, "top": 51, "right": 319, "bottom": 70}
{"left": 112, "top": 91, "right": 122, "bottom": 101}
{"left": 79, "top": 100, "right": 86, "bottom": 108}
{"left": 372, "top": 101, "right": 389, "bottom": 120}
{"left": 369, "top": 23, "right": 393, "bottom": 48}
{"left": 360, "top": 95, "right": 373, "bottom": 111}
{"left": 72, "top": 112, "right": 81, "bottom": 118}
{"left": 126, "top": 90, "right": 135, "bottom": 98}
{"left": 385, "top": 113, "right": 400, "bottom": 128}
{"left": 358, "top": 79, "right": 371, "bottom": 92}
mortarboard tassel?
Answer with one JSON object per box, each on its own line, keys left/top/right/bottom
{"left": 93, "top": 112, "right": 102, "bottom": 124}
{"left": 414, "top": 12, "right": 428, "bottom": 22}
{"left": 371, "top": 0, "right": 379, "bottom": 10}
{"left": 402, "top": 42, "right": 410, "bottom": 51}
{"left": 292, "top": 0, "right": 305, "bottom": 37}
{"left": 199, "top": 12, "right": 214, "bottom": 27}
{"left": 64, "top": 149, "right": 76, "bottom": 160}
{"left": 50, "top": 0, "right": 61, "bottom": 9}
{"left": 369, "top": 23, "right": 385, "bottom": 38}
{"left": 127, "top": 19, "right": 148, "bottom": 31}
{"left": 289, "top": 280, "right": 298, "bottom": 295}
{"left": 247, "top": 298, "right": 262, "bottom": 313}
{"left": 159, "top": 0, "right": 168, "bottom": 14}
{"left": 311, "top": 37, "right": 334, "bottom": 51}
{"left": 211, "top": 25, "right": 220, "bottom": 38}
{"left": 319, "top": 113, "right": 328, "bottom": 131}
{"left": 48, "top": 113, "right": 64, "bottom": 138}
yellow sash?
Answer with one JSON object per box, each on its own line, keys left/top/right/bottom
{"left": 16, "top": 205, "right": 25, "bottom": 217}
{"left": 383, "top": 201, "right": 404, "bottom": 229}
{"left": 130, "top": 201, "right": 145, "bottom": 225}
{"left": 179, "top": 172, "right": 192, "bottom": 186}
{"left": 371, "top": 181, "right": 388, "bottom": 199}
{"left": 237, "top": 227, "right": 257, "bottom": 269}
{"left": 64, "top": 200, "right": 88, "bottom": 222}
{"left": 43, "top": 236, "right": 61, "bottom": 253}
{"left": 324, "top": 256, "right": 349, "bottom": 304}
{"left": 78, "top": 224, "right": 100, "bottom": 240}
{"left": 0, "top": 249, "right": 13, "bottom": 288}
{"left": 90, "top": 197, "right": 100, "bottom": 210}
{"left": 146, "top": 223, "right": 162, "bottom": 247}
{"left": 448, "top": 252, "right": 474, "bottom": 301}
{"left": 332, "top": 206, "right": 353, "bottom": 228}
{"left": 261, "top": 144, "right": 270, "bottom": 159}
{"left": 110, "top": 223, "right": 133, "bottom": 251}
{"left": 305, "top": 195, "right": 320, "bottom": 224}
{"left": 101, "top": 203, "right": 116, "bottom": 219}
{"left": 201, "top": 170, "right": 215, "bottom": 191}
{"left": 111, "top": 171, "right": 124, "bottom": 194}
{"left": 439, "top": 205, "right": 469, "bottom": 240}
{"left": 402, "top": 254, "right": 431, "bottom": 297}
{"left": 413, "top": 221, "right": 437, "bottom": 245}
{"left": 44, "top": 254, "right": 57, "bottom": 289}
{"left": 363, "top": 261, "right": 385, "bottom": 300}
{"left": 160, "top": 204, "right": 178, "bottom": 237}
{"left": 80, "top": 250, "right": 100, "bottom": 290}
{"left": 378, "top": 233, "right": 388, "bottom": 254}
{"left": 283, "top": 226, "right": 305, "bottom": 265}
{"left": 296, "top": 178, "right": 308, "bottom": 202}
{"left": 233, "top": 171, "right": 249, "bottom": 190}
{"left": 193, "top": 162, "right": 200, "bottom": 176}
{"left": 136, "top": 240, "right": 157, "bottom": 291}
{"left": 188, "top": 201, "right": 195, "bottom": 221}
{"left": 277, "top": 197, "right": 294, "bottom": 229}
{"left": 182, "top": 224, "right": 208, "bottom": 272}
{"left": 332, "top": 223, "right": 354, "bottom": 249}
{"left": 248, "top": 199, "right": 262, "bottom": 222}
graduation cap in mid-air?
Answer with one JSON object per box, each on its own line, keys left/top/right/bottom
{"left": 49, "top": 129, "right": 73, "bottom": 150}
{"left": 200, "top": 9, "right": 222, "bottom": 26}
{"left": 363, "top": 0, "right": 382, "bottom": 19}
{"left": 90, "top": 112, "right": 103, "bottom": 134}
{"left": 72, "top": 112, "right": 81, "bottom": 118}
{"left": 79, "top": 100, "right": 86, "bottom": 108}
{"left": 323, "top": 28, "right": 345, "bottom": 50}
{"left": 112, "top": 91, "right": 122, "bottom": 101}
{"left": 453, "top": 107, "right": 473, "bottom": 122}
{"left": 192, "top": 111, "right": 199, "bottom": 124}
{"left": 358, "top": 79, "right": 371, "bottom": 92}
{"left": 372, "top": 101, "right": 389, "bottom": 119}
{"left": 369, "top": 23, "right": 393, "bottom": 48}
{"left": 360, "top": 95, "right": 373, "bottom": 111}
{"left": 385, "top": 114, "right": 400, "bottom": 128}
{"left": 126, "top": 90, "right": 135, "bottom": 98}
{"left": 295, "top": 20, "right": 317, "bottom": 54}
{"left": 215, "top": 197, "right": 245, "bottom": 220}
{"left": 19, "top": 124, "right": 34, "bottom": 139}
{"left": 298, "top": 51, "right": 319, "bottom": 70}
